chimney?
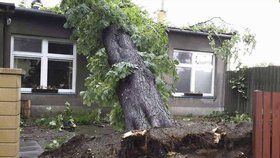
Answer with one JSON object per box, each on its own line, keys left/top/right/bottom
{"left": 157, "top": 0, "right": 166, "bottom": 23}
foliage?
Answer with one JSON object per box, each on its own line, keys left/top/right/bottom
{"left": 205, "top": 111, "right": 251, "bottom": 123}
{"left": 109, "top": 104, "right": 125, "bottom": 131}
{"left": 184, "top": 18, "right": 256, "bottom": 68}
{"left": 45, "top": 140, "right": 60, "bottom": 150}
{"left": 229, "top": 68, "right": 248, "bottom": 99}
{"left": 17, "top": 0, "right": 63, "bottom": 15}
{"left": 18, "top": 0, "right": 26, "bottom": 8}
{"left": 74, "top": 108, "right": 101, "bottom": 125}
{"left": 230, "top": 113, "right": 252, "bottom": 124}
{"left": 63, "top": 102, "right": 77, "bottom": 130}
{"left": 35, "top": 102, "right": 77, "bottom": 131}
{"left": 45, "top": 137, "right": 68, "bottom": 151}
{"left": 61, "top": 0, "right": 178, "bottom": 130}
{"left": 49, "top": 114, "right": 64, "bottom": 130}
{"left": 41, "top": 5, "right": 65, "bottom": 14}
{"left": 20, "top": 119, "right": 26, "bottom": 132}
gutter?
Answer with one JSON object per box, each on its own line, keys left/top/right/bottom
{"left": 168, "top": 27, "right": 233, "bottom": 39}
{"left": 14, "top": 7, "right": 65, "bottom": 19}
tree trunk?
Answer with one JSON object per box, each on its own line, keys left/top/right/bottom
{"left": 102, "top": 25, "right": 173, "bottom": 130}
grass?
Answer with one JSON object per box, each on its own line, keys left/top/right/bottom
{"left": 175, "top": 111, "right": 252, "bottom": 124}
{"left": 74, "top": 108, "right": 101, "bottom": 125}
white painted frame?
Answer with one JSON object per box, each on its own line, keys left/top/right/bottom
{"left": 10, "top": 35, "right": 77, "bottom": 94}
{"left": 173, "top": 49, "right": 215, "bottom": 97}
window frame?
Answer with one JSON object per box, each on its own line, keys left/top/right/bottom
{"left": 173, "top": 49, "right": 215, "bottom": 97}
{"left": 10, "top": 35, "right": 77, "bottom": 94}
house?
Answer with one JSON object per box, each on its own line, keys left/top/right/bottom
{"left": 0, "top": 2, "right": 230, "bottom": 116}
{"left": 167, "top": 27, "right": 230, "bottom": 115}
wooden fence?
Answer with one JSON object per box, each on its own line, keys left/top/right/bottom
{"left": 225, "top": 66, "right": 280, "bottom": 114}
{"left": 253, "top": 91, "right": 280, "bottom": 158}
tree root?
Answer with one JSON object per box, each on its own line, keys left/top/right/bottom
{"left": 119, "top": 123, "right": 252, "bottom": 158}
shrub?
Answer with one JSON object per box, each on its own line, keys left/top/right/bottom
{"left": 74, "top": 108, "right": 101, "bottom": 125}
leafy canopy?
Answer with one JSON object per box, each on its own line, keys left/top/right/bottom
{"left": 61, "top": 0, "right": 177, "bottom": 130}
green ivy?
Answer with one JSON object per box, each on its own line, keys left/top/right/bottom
{"left": 184, "top": 19, "right": 255, "bottom": 101}
{"left": 229, "top": 68, "right": 248, "bottom": 99}
{"left": 184, "top": 20, "right": 256, "bottom": 68}
{"left": 41, "top": 5, "right": 65, "bottom": 14}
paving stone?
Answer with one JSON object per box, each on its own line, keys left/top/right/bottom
{"left": 20, "top": 140, "right": 44, "bottom": 158}
{"left": 20, "top": 140, "right": 38, "bottom": 147}
{"left": 20, "top": 146, "right": 42, "bottom": 152}
{"left": 20, "top": 150, "right": 44, "bottom": 158}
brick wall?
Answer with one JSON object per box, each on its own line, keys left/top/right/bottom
{"left": 0, "top": 68, "right": 22, "bottom": 158}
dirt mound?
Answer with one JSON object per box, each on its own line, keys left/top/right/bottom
{"left": 39, "top": 135, "right": 93, "bottom": 158}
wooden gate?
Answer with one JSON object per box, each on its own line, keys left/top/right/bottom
{"left": 253, "top": 91, "right": 280, "bottom": 158}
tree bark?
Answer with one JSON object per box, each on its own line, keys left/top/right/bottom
{"left": 102, "top": 25, "right": 173, "bottom": 130}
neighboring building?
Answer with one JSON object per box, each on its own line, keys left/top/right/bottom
{"left": 168, "top": 27, "right": 231, "bottom": 115}
{"left": 0, "top": 2, "right": 230, "bottom": 115}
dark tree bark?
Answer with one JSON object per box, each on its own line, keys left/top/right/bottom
{"left": 102, "top": 25, "right": 174, "bottom": 130}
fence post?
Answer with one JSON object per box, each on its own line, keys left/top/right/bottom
{"left": 0, "top": 68, "right": 22, "bottom": 158}
{"left": 263, "top": 92, "right": 271, "bottom": 158}
{"left": 272, "top": 92, "right": 280, "bottom": 158}
{"left": 253, "top": 90, "right": 263, "bottom": 158}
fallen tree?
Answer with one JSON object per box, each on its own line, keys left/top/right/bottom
{"left": 102, "top": 25, "right": 173, "bottom": 130}
{"left": 39, "top": 121, "right": 252, "bottom": 158}
{"left": 61, "top": 0, "right": 177, "bottom": 130}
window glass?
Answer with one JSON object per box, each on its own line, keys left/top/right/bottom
{"left": 14, "top": 58, "right": 41, "bottom": 88}
{"left": 48, "top": 60, "right": 73, "bottom": 89}
{"left": 48, "top": 42, "right": 73, "bottom": 55}
{"left": 174, "top": 51, "right": 192, "bottom": 64}
{"left": 195, "top": 53, "right": 213, "bottom": 65}
{"left": 194, "top": 69, "right": 212, "bottom": 94}
{"left": 14, "top": 37, "right": 42, "bottom": 52}
{"left": 175, "top": 67, "right": 191, "bottom": 93}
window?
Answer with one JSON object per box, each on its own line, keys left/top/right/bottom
{"left": 10, "top": 36, "right": 76, "bottom": 93}
{"left": 173, "top": 50, "right": 215, "bottom": 97}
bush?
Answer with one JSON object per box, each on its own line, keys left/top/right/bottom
{"left": 35, "top": 102, "right": 77, "bottom": 131}
{"left": 74, "top": 108, "right": 101, "bottom": 125}
{"left": 205, "top": 111, "right": 251, "bottom": 123}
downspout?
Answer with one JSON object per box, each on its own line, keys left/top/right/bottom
{"left": 0, "top": 16, "right": 3, "bottom": 67}
{"left": 3, "top": 7, "right": 15, "bottom": 68}
{"left": 3, "top": 15, "right": 11, "bottom": 67}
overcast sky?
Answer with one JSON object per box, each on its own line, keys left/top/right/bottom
{"left": 1, "top": 0, "right": 280, "bottom": 67}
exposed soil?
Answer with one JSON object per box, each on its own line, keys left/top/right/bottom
{"left": 22, "top": 118, "right": 252, "bottom": 158}
{"left": 21, "top": 125, "right": 75, "bottom": 149}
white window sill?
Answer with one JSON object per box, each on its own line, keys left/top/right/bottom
{"left": 21, "top": 89, "right": 76, "bottom": 95}
{"left": 172, "top": 93, "right": 214, "bottom": 99}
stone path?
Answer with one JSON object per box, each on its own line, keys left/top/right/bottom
{"left": 20, "top": 140, "right": 44, "bottom": 158}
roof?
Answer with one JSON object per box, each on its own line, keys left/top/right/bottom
{"left": 0, "top": 2, "right": 15, "bottom": 13}
{"left": 0, "top": 2, "right": 232, "bottom": 39}
{"left": 168, "top": 26, "right": 233, "bottom": 39}
{"left": 14, "top": 7, "right": 65, "bottom": 18}
{"left": 0, "top": 2, "right": 64, "bottom": 18}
